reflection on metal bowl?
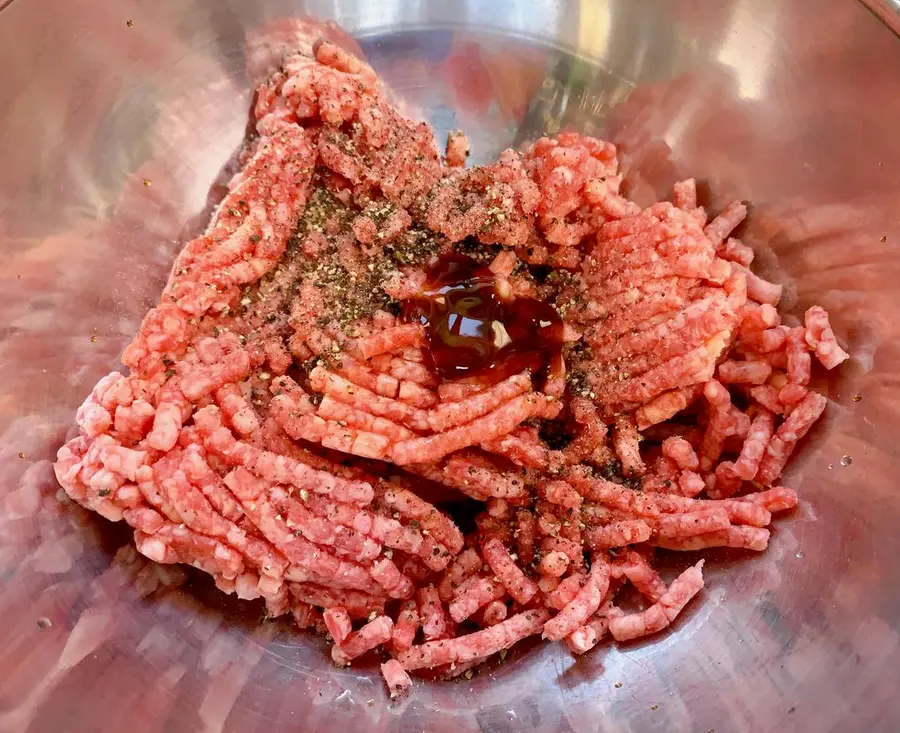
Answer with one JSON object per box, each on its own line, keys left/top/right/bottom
{"left": 0, "top": 1, "right": 898, "bottom": 731}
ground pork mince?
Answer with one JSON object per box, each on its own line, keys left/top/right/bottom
{"left": 54, "top": 38, "right": 849, "bottom": 698}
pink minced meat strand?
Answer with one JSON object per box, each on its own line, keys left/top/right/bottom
{"left": 391, "top": 393, "right": 555, "bottom": 465}
{"left": 756, "top": 391, "right": 828, "bottom": 485}
{"left": 546, "top": 573, "right": 586, "bottom": 610}
{"left": 391, "top": 601, "right": 420, "bottom": 652}
{"left": 323, "top": 607, "right": 353, "bottom": 644}
{"left": 608, "top": 561, "right": 705, "bottom": 642}
{"left": 565, "top": 623, "right": 601, "bottom": 655}
{"left": 568, "top": 468, "right": 660, "bottom": 517}
{"left": 654, "top": 527, "right": 770, "bottom": 551}
{"left": 539, "top": 480, "right": 583, "bottom": 508}
{"left": 733, "top": 408, "right": 776, "bottom": 480}
{"left": 616, "top": 550, "right": 668, "bottom": 603}
{"left": 481, "top": 429, "right": 556, "bottom": 469}
{"left": 270, "top": 487, "right": 382, "bottom": 563}
{"left": 302, "top": 493, "right": 450, "bottom": 571}
{"left": 437, "top": 547, "right": 483, "bottom": 601}
{"left": 612, "top": 414, "right": 645, "bottom": 477}
{"left": 418, "top": 585, "right": 452, "bottom": 641}
{"left": 310, "top": 367, "right": 430, "bottom": 432}
{"left": 398, "top": 381, "right": 439, "bottom": 409}
{"left": 804, "top": 305, "right": 850, "bottom": 369}
{"left": 705, "top": 201, "right": 747, "bottom": 249}
{"left": 288, "top": 582, "right": 384, "bottom": 620}
{"left": 381, "top": 659, "right": 413, "bottom": 697}
{"left": 717, "top": 359, "right": 773, "bottom": 384}
{"left": 480, "top": 600, "right": 509, "bottom": 627}
{"left": 195, "top": 406, "right": 374, "bottom": 504}
{"left": 377, "top": 484, "right": 465, "bottom": 554}
{"left": 427, "top": 370, "right": 532, "bottom": 432}
{"left": 720, "top": 237, "right": 754, "bottom": 266}
{"left": 662, "top": 436, "right": 699, "bottom": 471}
{"left": 634, "top": 386, "right": 700, "bottom": 429}
{"left": 673, "top": 178, "right": 697, "bottom": 210}
{"left": 397, "top": 609, "right": 550, "bottom": 671}
{"left": 442, "top": 453, "right": 529, "bottom": 500}
{"left": 743, "top": 486, "right": 799, "bottom": 512}
{"left": 541, "top": 536, "right": 585, "bottom": 570}
{"left": 387, "top": 356, "right": 437, "bottom": 385}
{"left": 444, "top": 130, "right": 470, "bottom": 168}
{"left": 448, "top": 576, "right": 507, "bottom": 623}
{"left": 585, "top": 520, "right": 653, "bottom": 550}
{"left": 370, "top": 557, "right": 415, "bottom": 599}
{"left": 565, "top": 608, "right": 613, "bottom": 655}
{"left": 732, "top": 263, "right": 783, "bottom": 305}
{"left": 223, "top": 469, "right": 378, "bottom": 593}
{"left": 316, "top": 395, "right": 416, "bottom": 441}
{"left": 750, "top": 384, "right": 786, "bottom": 414}
{"left": 332, "top": 615, "right": 394, "bottom": 665}
{"left": 543, "top": 554, "right": 611, "bottom": 641}
{"left": 651, "top": 493, "right": 772, "bottom": 527}
{"left": 785, "top": 327, "right": 812, "bottom": 386}
{"left": 482, "top": 538, "right": 538, "bottom": 604}
{"left": 655, "top": 509, "right": 732, "bottom": 539}
{"left": 538, "top": 550, "right": 571, "bottom": 578}
{"left": 350, "top": 323, "right": 423, "bottom": 360}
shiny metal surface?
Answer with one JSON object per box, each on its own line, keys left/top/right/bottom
{"left": 1, "top": 1, "right": 899, "bottom": 731}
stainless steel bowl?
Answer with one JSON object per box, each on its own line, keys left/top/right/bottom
{"left": 2, "top": 1, "right": 899, "bottom": 731}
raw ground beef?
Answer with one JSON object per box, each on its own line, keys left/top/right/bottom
{"left": 55, "top": 37, "right": 849, "bottom": 698}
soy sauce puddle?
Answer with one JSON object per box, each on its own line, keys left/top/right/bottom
{"left": 406, "top": 253, "right": 563, "bottom": 385}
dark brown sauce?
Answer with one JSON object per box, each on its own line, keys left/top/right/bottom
{"left": 407, "top": 254, "right": 563, "bottom": 384}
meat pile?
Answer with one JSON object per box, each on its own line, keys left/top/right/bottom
{"left": 54, "top": 39, "right": 849, "bottom": 697}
